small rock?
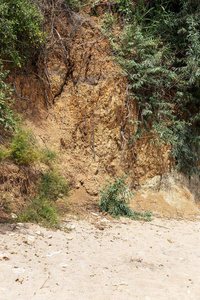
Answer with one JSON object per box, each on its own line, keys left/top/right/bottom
{"left": 27, "top": 236, "right": 35, "bottom": 244}
{"left": 11, "top": 213, "right": 17, "bottom": 219}
{"left": 47, "top": 235, "right": 53, "bottom": 239}
{"left": 100, "top": 218, "right": 110, "bottom": 223}
{"left": 35, "top": 231, "right": 44, "bottom": 237}
{"left": 66, "top": 224, "right": 76, "bottom": 230}
{"left": 17, "top": 223, "right": 24, "bottom": 227}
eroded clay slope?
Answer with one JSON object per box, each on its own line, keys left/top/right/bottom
{"left": 4, "top": 2, "right": 199, "bottom": 218}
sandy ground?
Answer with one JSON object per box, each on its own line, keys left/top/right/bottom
{"left": 0, "top": 214, "right": 200, "bottom": 300}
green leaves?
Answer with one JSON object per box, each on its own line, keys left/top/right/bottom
{"left": 9, "top": 129, "right": 39, "bottom": 165}
{"left": 0, "top": 1, "right": 44, "bottom": 130}
{"left": 106, "top": 0, "right": 200, "bottom": 176}
{"left": 17, "top": 170, "right": 69, "bottom": 227}
{"left": 171, "top": 124, "right": 200, "bottom": 176}
{"left": 0, "top": 0, "right": 44, "bottom": 66}
{"left": 98, "top": 175, "right": 152, "bottom": 221}
{"left": 39, "top": 171, "right": 69, "bottom": 202}
{"left": 0, "top": 63, "right": 16, "bottom": 130}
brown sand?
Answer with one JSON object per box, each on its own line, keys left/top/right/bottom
{"left": 0, "top": 215, "right": 200, "bottom": 300}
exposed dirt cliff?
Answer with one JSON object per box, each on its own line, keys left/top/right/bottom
{"left": 1, "top": 1, "right": 199, "bottom": 220}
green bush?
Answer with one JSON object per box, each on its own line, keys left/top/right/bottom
{"left": 41, "top": 147, "right": 57, "bottom": 165}
{"left": 0, "top": 0, "right": 44, "bottom": 131}
{"left": 0, "top": 0, "right": 44, "bottom": 66}
{"left": 0, "top": 127, "right": 59, "bottom": 166}
{"left": 18, "top": 170, "right": 69, "bottom": 227}
{"left": 0, "top": 63, "right": 16, "bottom": 130}
{"left": 9, "top": 129, "right": 39, "bottom": 165}
{"left": 18, "top": 197, "right": 59, "bottom": 227}
{"left": 39, "top": 171, "right": 69, "bottom": 202}
{"left": 98, "top": 175, "right": 152, "bottom": 221}
{"left": 104, "top": 0, "right": 200, "bottom": 177}
{"left": 0, "top": 146, "right": 9, "bottom": 161}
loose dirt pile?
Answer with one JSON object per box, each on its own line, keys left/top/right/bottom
{"left": 0, "top": 215, "right": 200, "bottom": 300}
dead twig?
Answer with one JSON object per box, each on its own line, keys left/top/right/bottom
{"left": 40, "top": 276, "right": 50, "bottom": 289}
{"left": 148, "top": 223, "right": 170, "bottom": 230}
{"left": 54, "top": 28, "right": 70, "bottom": 60}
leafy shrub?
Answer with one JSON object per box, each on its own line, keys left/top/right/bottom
{"left": 0, "top": 146, "right": 9, "bottom": 161}
{"left": 0, "top": 63, "right": 16, "bottom": 130}
{"left": 98, "top": 175, "right": 152, "bottom": 221}
{"left": 171, "top": 124, "right": 200, "bottom": 175}
{"left": 18, "top": 170, "right": 69, "bottom": 227}
{"left": 0, "top": 0, "right": 44, "bottom": 66}
{"left": 39, "top": 171, "right": 69, "bottom": 202}
{"left": 0, "top": 0, "right": 44, "bottom": 132}
{"left": 104, "top": 0, "right": 200, "bottom": 176}
{"left": 41, "top": 147, "right": 57, "bottom": 164}
{"left": 18, "top": 197, "right": 59, "bottom": 227}
{"left": 0, "top": 126, "right": 59, "bottom": 166}
{"left": 9, "top": 129, "right": 39, "bottom": 165}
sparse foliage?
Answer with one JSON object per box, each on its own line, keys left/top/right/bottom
{"left": 9, "top": 129, "right": 39, "bottom": 165}
{"left": 103, "top": 0, "right": 200, "bottom": 177}
{"left": 0, "top": 0, "right": 44, "bottom": 66}
{"left": 41, "top": 147, "right": 57, "bottom": 165}
{"left": 18, "top": 170, "right": 69, "bottom": 227}
{"left": 98, "top": 175, "right": 152, "bottom": 221}
{"left": 39, "top": 170, "right": 69, "bottom": 202}
{"left": 18, "top": 196, "right": 59, "bottom": 227}
{"left": 0, "top": 64, "right": 16, "bottom": 130}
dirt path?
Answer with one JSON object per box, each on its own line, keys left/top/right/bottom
{"left": 0, "top": 215, "right": 200, "bottom": 300}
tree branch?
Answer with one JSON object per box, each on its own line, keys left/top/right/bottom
{"left": 13, "top": 83, "right": 29, "bottom": 102}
